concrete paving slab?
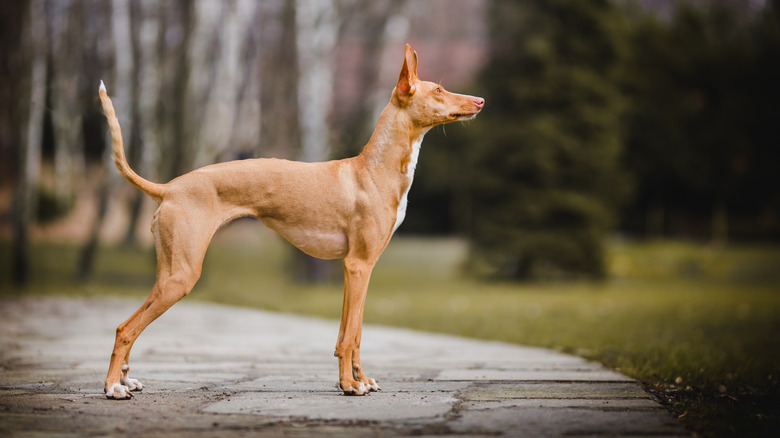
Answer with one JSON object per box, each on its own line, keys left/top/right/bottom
{"left": 460, "top": 397, "right": 665, "bottom": 410}
{"left": 203, "top": 390, "right": 460, "bottom": 421}
{"left": 462, "top": 382, "right": 653, "bottom": 400}
{"left": 0, "top": 297, "right": 691, "bottom": 437}
{"left": 451, "top": 406, "right": 685, "bottom": 437}
{"left": 437, "top": 368, "right": 634, "bottom": 382}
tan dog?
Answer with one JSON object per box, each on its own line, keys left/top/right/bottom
{"left": 100, "top": 44, "right": 484, "bottom": 398}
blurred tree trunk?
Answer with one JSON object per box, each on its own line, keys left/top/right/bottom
{"left": 78, "top": 0, "right": 133, "bottom": 280}
{"left": 0, "top": 2, "right": 27, "bottom": 181}
{"left": 110, "top": 0, "right": 134, "bottom": 154}
{"left": 123, "top": 0, "right": 160, "bottom": 246}
{"left": 291, "top": 0, "right": 341, "bottom": 282}
{"left": 295, "top": 0, "right": 338, "bottom": 163}
{"left": 193, "top": 0, "right": 257, "bottom": 168}
{"left": 167, "top": 0, "right": 194, "bottom": 180}
{"left": 259, "top": 0, "right": 299, "bottom": 158}
{"left": 186, "top": 1, "right": 223, "bottom": 169}
{"left": 334, "top": 0, "right": 407, "bottom": 156}
{"left": 12, "top": 0, "right": 47, "bottom": 288}
{"left": 225, "top": 0, "right": 262, "bottom": 159}
{"left": 49, "top": 0, "right": 84, "bottom": 209}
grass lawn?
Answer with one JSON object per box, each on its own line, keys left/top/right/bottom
{"left": 2, "top": 232, "right": 779, "bottom": 437}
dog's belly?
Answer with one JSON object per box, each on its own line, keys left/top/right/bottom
{"left": 261, "top": 218, "right": 349, "bottom": 260}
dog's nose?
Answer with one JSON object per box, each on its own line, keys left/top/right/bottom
{"left": 474, "top": 97, "right": 485, "bottom": 108}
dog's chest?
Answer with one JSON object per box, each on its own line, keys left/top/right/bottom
{"left": 392, "top": 134, "right": 424, "bottom": 233}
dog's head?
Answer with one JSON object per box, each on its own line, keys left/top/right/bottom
{"left": 393, "top": 44, "right": 485, "bottom": 129}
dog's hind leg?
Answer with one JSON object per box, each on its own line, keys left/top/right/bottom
{"left": 105, "top": 205, "right": 216, "bottom": 399}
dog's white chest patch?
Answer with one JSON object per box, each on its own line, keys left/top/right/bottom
{"left": 392, "top": 134, "right": 425, "bottom": 234}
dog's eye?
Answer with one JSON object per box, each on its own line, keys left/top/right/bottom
{"left": 434, "top": 87, "right": 442, "bottom": 94}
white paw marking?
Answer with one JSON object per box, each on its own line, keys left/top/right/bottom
{"left": 120, "top": 376, "right": 144, "bottom": 391}
{"left": 366, "top": 378, "right": 381, "bottom": 391}
{"left": 341, "top": 381, "right": 369, "bottom": 396}
{"left": 355, "top": 381, "right": 367, "bottom": 395}
{"left": 105, "top": 383, "right": 133, "bottom": 399}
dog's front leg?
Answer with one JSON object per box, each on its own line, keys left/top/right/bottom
{"left": 335, "top": 257, "right": 377, "bottom": 395}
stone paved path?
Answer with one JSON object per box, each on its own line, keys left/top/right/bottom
{"left": 0, "top": 297, "right": 690, "bottom": 437}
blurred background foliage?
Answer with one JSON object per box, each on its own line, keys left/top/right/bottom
{"left": 466, "top": 0, "right": 630, "bottom": 279}
{"left": 2, "top": 0, "right": 779, "bottom": 282}
{"left": 418, "top": 0, "right": 780, "bottom": 279}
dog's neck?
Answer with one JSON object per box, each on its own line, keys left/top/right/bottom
{"left": 360, "top": 103, "right": 430, "bottom": 177}
{"left": 359, "top": 102, "right": 431, "bottom": 234}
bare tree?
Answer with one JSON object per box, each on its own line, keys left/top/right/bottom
{"left": 333, "top": 0, "right": 407, "bottom": 156}
{"left": 109, "top": 0, "right": 134, "bottom": 156}
{"left": 258, "top": 0, "right": 299, "bottom": 159}
{"left": 192, "top": 0, "right": 257, "bottom": 167}
{"left": 48, "top": 0, "right": 85, "bottom": 208}
{"left": 122, "top": 0, "right": 161, "bottom": 246}
{"left": 166, "top": 0, "right": 195, "bottom": 180}
{"left": 78, "top": 0, "right": 132, "bottom": 280}
{"left": 12, "top": 0, "right": 47, "bottom": 288}
{"left": 185, "top": 1, "right": 223, "bottom": 168}
{"left": 295, "top": 0, "right": 340, "bottom": 163}
{"left": 226, "top": 1, "right": 263, "bottom": 160}
{"left": 0, "top": 3, "right": 28, "bottom": 185}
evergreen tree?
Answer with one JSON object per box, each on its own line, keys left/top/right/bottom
{"left": 469, "top": 0, "right": 629, "bottom": 279}
{"left": 621, "top": 2, "right": 780, "bottom": 241}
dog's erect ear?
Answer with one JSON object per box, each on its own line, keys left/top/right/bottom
{"left": 405, "top": 43, "right": 419, "bottom": 81}
{"left": 396, "top": 44, "right": 419, "bottom": 103}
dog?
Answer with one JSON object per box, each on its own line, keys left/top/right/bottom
{"left": 99, "top": 44, "right": 484, "bottom": 398}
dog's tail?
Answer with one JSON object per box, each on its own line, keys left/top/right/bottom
{"left": 98, "top": 81, "right": 165, "bottom": 202}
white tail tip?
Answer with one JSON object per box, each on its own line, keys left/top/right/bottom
{"left": 99, "top": 80, "right": 106, "bottom": 93}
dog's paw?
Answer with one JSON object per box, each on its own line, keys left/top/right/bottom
{"left": 105, "top": 383, "right": 133, "bottom": 400}
{"left": 340, "top": 380, "right": 369, "bottom": 396}
{"left": 120, "top": 376, "right": 144, "bottom": 391}
{"left": 365, "top": 377, "right": 381, "bottom": 392}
